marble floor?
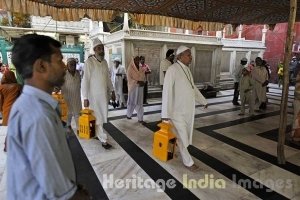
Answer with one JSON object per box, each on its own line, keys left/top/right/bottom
{"left": 0, "top": 84, "right": 300, "bottom": 200}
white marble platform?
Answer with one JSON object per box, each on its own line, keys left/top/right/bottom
{"left": 1, "top": 86, "right": 300, "bottom": 199}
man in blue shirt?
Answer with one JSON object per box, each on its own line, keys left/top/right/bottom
{"left": 7, "top": 34, "right": 90, "bottom": 199}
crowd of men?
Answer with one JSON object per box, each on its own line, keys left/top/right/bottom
{"left": 1, "top": 34, "right": 299, "bottom": 199}
{"left": 232, "top": 57, "right": 270, "bottom": 115}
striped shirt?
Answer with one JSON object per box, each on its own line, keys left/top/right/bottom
{"left": 61, "top": 70, "right": 82, "bottom": 114}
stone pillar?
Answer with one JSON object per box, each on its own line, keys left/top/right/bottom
{"left": 230, "top": 51, "right": 237, "bottom": 74}
{"left": 191, "top": 46, "right": 196, "bottom": 71}
{"left": 89, "top": 19, "right": 93, "bottom": 32}
{"left": 98, "top": 21, "right": 104, "bottom": 32}
{"left": 212, "top": 47, "right": 222, "bottom": 87}
{"left": 262, "top": 24, "right": 268, "bottom": 45}
{"left": 160, "top": 44, "right": 168, "bottom": 60}
{"left": 216, "top": 31, "right": 222, "bottom": 40}
{"left": 246, "top": 51, "right": 251, "bottom": 62}
{"left": 123, "top": 13, "right": 130, "bottom": 34}
{"left": 238, "top": 24, "right": 243, "bottom": 39}
{"left": 222, "top": 28, "right": 226, "bottom": 39}
{"left": 123, "top": 41, "right": 134, "bottom": 70}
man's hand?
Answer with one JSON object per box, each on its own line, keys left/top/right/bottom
{"left": 262, "top": 80, "right": 269, "bottom": 87}
{"left": 84, "top": 99, "right": 89, "bottom": 108}
{"left": 69, "top": 185, "right": 91, "bottom": 200}
{"left": 138, "top": 81, "right": 145, "bottom": 87}
{"left": 111, "top": 91, "right": 116, "bottom": 101}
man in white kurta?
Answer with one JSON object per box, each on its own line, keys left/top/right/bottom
{"left": 111, "top": 57, "right": 126, "bottom": 107}
{"left": 161, "top": 46, "right": 208, "bottom": 171}
{"left": 251, "top": 57, "right": 269, "bottom": 111}
{"left": 159, "top": 49, "right": 175, "bottom": 86}
{"left": 81, "top": 38, "right": 115, "bottom": 149}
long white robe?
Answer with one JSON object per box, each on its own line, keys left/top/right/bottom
{"left": 251, "top": 65, "right": 268, "bottom": 109}
{"left": 111, "top": 65, "right": 126, "bottom": 104}
{"left": 161, "top": 61, "right": 207, "bottom": 148}
{"left": 159, "top": 59, "right": 172, "bottom": 85}
{"left": 81, "top": 57, "right": 113, "bottom": 125}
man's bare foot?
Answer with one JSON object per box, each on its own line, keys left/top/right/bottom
{"left": 186, "top": 164, "right": 200, "bottom": 172}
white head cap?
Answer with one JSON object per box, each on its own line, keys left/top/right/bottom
{"left": 114, "top": 57, "right": 121, "bottom": 62}
{"left": 92, "top": 38, "right": 103, "bottom": 49}
{"left": 176, "top": 46, "right": 190, "bottom": 55}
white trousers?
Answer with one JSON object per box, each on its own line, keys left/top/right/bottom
{"left": 96, "top": 124, "right": 107, "bottom": 143}
{"left": 116, "top": 91, "right": 125, "bottom": 106}
{"left": 171, "top": 122, "right": 194, "bottom": 167}
{"left": 240, "top": 91, "right": 254, "bottom": 115}
{"left": 127, "top": 85, "right": 144, "bottom": 121}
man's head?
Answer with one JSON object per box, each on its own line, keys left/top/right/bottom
{"left": 166, "top": 49, "right": 175, "bottom": 62}
{"left": 12, "top": 34, "right": 66, "bottom": 89}
{"left": 134, "top": 56, "right": 140, "bottom": 67}
{"left": 113, "top": 57, "right": 121, "bottom": 68}
{"left": 241, "top": 57, "right": 248, "bottom": 65}
{"left": 255, "top": 57, "right": 263, "bottom": 66}
{"left": 140, "top": 56, "right": 145, "bottom": 64}
{"left": 1, "top": 71, "right": 17, "bottom": 84}
{"left": 92, "top": 38, "right": 104, "bottom": 58}
{"left": 67, "top": 58, "right": 77, "bottom": 73}
{"left": 176, "top": 46, "right": 192, "bottom": 66}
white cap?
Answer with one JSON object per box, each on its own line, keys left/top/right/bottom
{"left": 176, "top": 46, "right": 190, "bottom": 55}
{"left": 92, "top": 38, "right": 103, "bottom": 48}
{"left": 241, "top": 57, "right": 248, "bottom": 62}
{"left": 114, "top": 57, "right": 121, "bottom": 62}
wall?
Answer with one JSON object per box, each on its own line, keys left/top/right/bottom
{"left": 228, "top": 23, "right": 300, "bottom": 82}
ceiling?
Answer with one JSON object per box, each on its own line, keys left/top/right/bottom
{"left": 0, "top": 0, "right": 299, "bottom": 30}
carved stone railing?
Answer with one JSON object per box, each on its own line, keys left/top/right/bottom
{"left": 104, "top": 30, "right": 126, "bottom": 43}
{"left": 221, "top": 38, "right": 265, "bottom": 49}
{"left": 31, "top": 16, "right": 89, "bottom": 33}
{"left": 106, "top": 29, "right": 265, "bottom": 49}
{"left": 106, "top": 29, "right": 222, "bottom": 45}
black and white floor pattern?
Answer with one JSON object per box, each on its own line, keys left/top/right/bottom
{"left": 0, "top": 84, "right": 299, "bottom": 200}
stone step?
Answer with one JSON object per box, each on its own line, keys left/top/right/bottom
{"left": 125, "top": 85, "right": 219, "bottom": 99}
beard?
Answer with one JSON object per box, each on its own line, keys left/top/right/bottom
{"left": 49, "top": 71, "right": 66, "bottom": 88}
{"left": 95, "top": 52, "right": 105, "bottom": 61}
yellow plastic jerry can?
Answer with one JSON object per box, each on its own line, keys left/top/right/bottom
{"left": 153, "top": 122, "right": 177, "bottom": 161}
{"left": 78, "top": 108, "right": 96, "bottom": 139}
{"left": 52, "top": 91, "right": 68, "bottom": 122}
